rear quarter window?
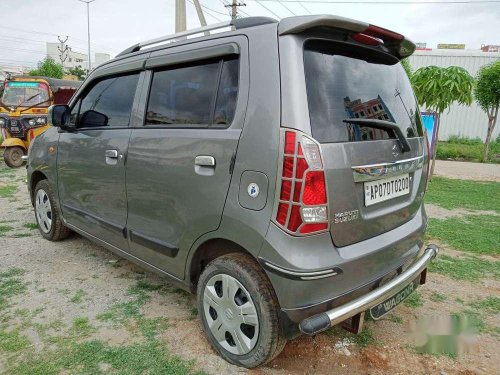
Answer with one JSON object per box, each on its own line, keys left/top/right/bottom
{"left": 303, "top": 40, "right": 423, "bottom": 143}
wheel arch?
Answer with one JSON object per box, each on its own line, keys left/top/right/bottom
{"left": 188, "top": 238, "right": 258, "bottom": 293}
{"left": 30, "top": 170, "right": 48, "bottom": 206}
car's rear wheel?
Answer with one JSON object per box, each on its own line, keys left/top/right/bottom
{"left": 34, "top": 180, "right": 71, "bottom": 241}
{"left": 197, "top": 253, "right": 286, "bottom": 368}
{"left": 3, "top": 146, "right": 25, "bottom": 168}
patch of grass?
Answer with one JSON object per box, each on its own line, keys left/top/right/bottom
{"left": 129, "top": 280, "right": 163, "bottom": 294}
{"left": 404, "top": 291, "right": 423, "bottom": 308}
{"left": 8, "top": 340, "right": 196, "bottom": 375}
{"left": 426, "top": 177, "right": 500, "bottom": 212}
{"left": 387, "top": 314, "right": 403, "bottom": 324}
{"left": 23, "top": 223, "right": 38, "bottom": 230}
{"left": 427, "top": 215, "right": 500, "bottom": 255}
{"left": 430, "top": 292, "right": 447, "bottom": 303}
{"left": 328, "top": 326, "right": 377, "bottom": 348}
{"left": 436, "top": 138, "right": 500, "bottom": 163}
{"left": 136, "top": 317, "right": 168, "bottom": 340}
{"left": 72, "top": 317, "right": 94, "bottom": 336}
{"left": 428, "top": 254, "right": 500, "bottom": 281}
{"left": 69, "top": 289, "right": 86, "bottom": 304}
{"left": 0, "top": 224, "right": 14, "bottom": 235}
{"left": 0, "top": 328, "right": 31, "bottom": 352}
{"left": 469, "top": 297, "right": 500, "bottom": 314}
{"left": 97, "top": 281, "right": 159, "bottom": 323}
{"left": 0, "top": 267, "right": 28, "bottom": 310}
{"left": 0, "top": 185, "right": 16, "bottom": 198}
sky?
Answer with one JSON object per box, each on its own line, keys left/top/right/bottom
{"left": 0, "top": 0, "right": 499, "bottom": 68}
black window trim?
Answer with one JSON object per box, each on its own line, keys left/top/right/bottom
{"left": 70, "top": 71, "right": 142, "bottom": 131}
{"left": 142, "top": 56, "right": 240, "bottom": 130}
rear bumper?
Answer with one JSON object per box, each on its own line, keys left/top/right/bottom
{"left": 298, "top": 244, "right": 438, "bottom": 335}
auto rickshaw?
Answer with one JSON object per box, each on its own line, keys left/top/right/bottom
{"left": 0, "top": 76, "right": 81, "bottom": 167}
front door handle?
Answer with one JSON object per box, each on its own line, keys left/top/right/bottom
{"left": 195, "top": 155, "right": 215, "bottom": 176}
{"left": 105, "top": 149, "right": 120, "bottom": 165}
{"left": 195, "top": 155, "right": 215, "bottom": 167}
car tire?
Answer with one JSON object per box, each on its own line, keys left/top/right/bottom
{"left": 3, "top": 146, "right": 25, "bottom": 168}
{"left": 197, "top": 253, "right": 286, "bottom": 368}
{"left": 34, "top": 179, "right": 71, "bottom": 241}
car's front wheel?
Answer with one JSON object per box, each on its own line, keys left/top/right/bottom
{"left": 197, "top": 253, "right": 286, "bottom": 368}
{"left": 34, "top": 180, "right": 71, "bottom": 241}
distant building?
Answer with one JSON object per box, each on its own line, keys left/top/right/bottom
{"left": 409, "top": 49, "right": 500, "bottom": 141}
{"left": 46, "top": 43, "right": 111, "bottom": 70}
{"left": 481, "top": 45, "right": 500, "bottom": 53}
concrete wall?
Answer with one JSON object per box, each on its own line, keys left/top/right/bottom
{"left": 409, "top": 50, "right": 500, "bottom": 141}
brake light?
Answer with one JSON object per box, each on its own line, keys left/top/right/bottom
{"left": 274, "top": 129, "right": 329, "bottom": 235}
{"left": 352, "top": 33, "right": 382, "bottom": 46}
{"left": 364, "top": 25, "right": 404, "bottom": 41}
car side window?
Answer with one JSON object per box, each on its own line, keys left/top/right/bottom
{"left": 77, "top": 74, "right": 139, "bottom": 129}
{"left": 145, "top": 57, "right": 239, "bottom": 127}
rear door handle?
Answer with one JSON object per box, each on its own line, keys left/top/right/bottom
{"left": 105, "top": 149, "right": 120, "bottom": 165}
{"left": 105, "top": 150, "right": 119, "bottom": 158}
{"left": 195, "top": 155, "right": 215, "bottom": 167}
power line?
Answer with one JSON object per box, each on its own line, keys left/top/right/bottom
{"left": 276, "top": 0, "right": 297, "bottom": 14}
{"left": 0, "top": 25, "right": 116, "bottom": 53}
{"left": 254, "top": 0, "right": 282, "bottom": 18}
{"left": 298, "top": 2, "right": 312, "bottom": 12}
{"left": 249, "top": 0, "right": 499, "bottom": 3}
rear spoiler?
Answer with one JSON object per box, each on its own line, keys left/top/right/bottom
{"left": 278, "top": 15, "right": 416, "bottom": 60}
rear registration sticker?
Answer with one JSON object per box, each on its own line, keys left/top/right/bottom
{"left": 364, "top": 173, "right": 410, "bottom": 206}
{"left": 369, "top": 277, "right": 420, "bottom": 320}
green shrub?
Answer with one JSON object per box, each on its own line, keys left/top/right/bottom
{"left": 436, "top": 136, "right": 500, "bottom": 163}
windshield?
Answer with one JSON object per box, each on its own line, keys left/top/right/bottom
{"left": 303, "top": 40, "right": 423, "bottom": 143}
{"left": 1, "top": 81, "right": 50, "bottom": 107}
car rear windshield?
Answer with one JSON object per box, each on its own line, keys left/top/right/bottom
{"left": 303, "top": 40, "right": 423, "bottom": 143}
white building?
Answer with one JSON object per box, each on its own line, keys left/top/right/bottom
{"left": 409, "top": 49, "right": 500, "bottom": 141}
{"left": 46, "top": 43, "right": 111, "bottom": 71}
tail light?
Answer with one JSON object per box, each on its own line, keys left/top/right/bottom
{"left": 274, "top": 129, "right": 329, "bottom": 235}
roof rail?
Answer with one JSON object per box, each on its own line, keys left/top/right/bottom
{"left": 116, "top": 17, "right": 277, "bottom": 57}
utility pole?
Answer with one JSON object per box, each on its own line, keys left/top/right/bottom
{"left": 57, "top": 36, "right": 70, "bottom": 69}
{"left": 77, "top": 0, "right": 95, "bottom": 72}
{"left": 192, "top": 0, "right": 208, "bottom": 36}
{"left": 175, "top": 0, "right": 187, "bottom": 33}
{"left": 225, "top": 0, "right": 246, "bottom": 20}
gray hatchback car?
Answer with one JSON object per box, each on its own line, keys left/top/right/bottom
{"left": 27, "top": 15, "right": 438, "bottom": 368}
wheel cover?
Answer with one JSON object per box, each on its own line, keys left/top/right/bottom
{"left": 203, "top": 273, "right": 259, "bottom": 355}
{"left": 35, "top": 189, "right": 52, "bottom": 233}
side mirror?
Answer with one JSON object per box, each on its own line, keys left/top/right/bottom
{"left": 48, "top": 105, "right": 74, "bottom": 131}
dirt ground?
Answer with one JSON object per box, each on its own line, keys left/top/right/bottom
{"left": 434, "top": 160, "right": 500, "bottom": 182}
{"left": 0, "top": 164, "right": 499, "bottom": 374}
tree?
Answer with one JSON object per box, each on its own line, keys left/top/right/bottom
{"left": 473, "top": 61, "right": 500, "bottom": 162}
{"left": 411, "top": 65, "right": 474, "bottom": 178}
{"left": 67, "top": 65, "right": 88, "bottom": 80}
{"left": 28, "top": 57, "right": 64, "bottom": 79}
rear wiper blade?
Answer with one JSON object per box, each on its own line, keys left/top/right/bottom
{"left": 342, "top": 118, "right": 412, "bottom": 153}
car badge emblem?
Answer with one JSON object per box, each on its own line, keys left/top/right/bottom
{"left": 247, "top": 183, "right": 259, "bottom": 198}
{"left": 392, "top": 145, "right": 399, "bottom": 158}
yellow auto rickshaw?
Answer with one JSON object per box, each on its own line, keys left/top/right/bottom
{"left": 0, "top": 76, "right": 81, "bottom": 167}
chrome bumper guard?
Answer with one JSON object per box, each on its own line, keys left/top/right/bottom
{"left": 299, "top": 244, "right": 439, "bottom": 335}
{"left": 21, "top": 155, "right": 28, "bottom": 161}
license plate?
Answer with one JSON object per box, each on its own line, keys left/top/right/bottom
{"left": 10, "top": 126, "right": 19, "bottom": 132}
{"left": 364, "top": 173, "right": 410, "bottom": 206}
{"left": 369, "top": 277, "right": 420, "bottom": 320}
